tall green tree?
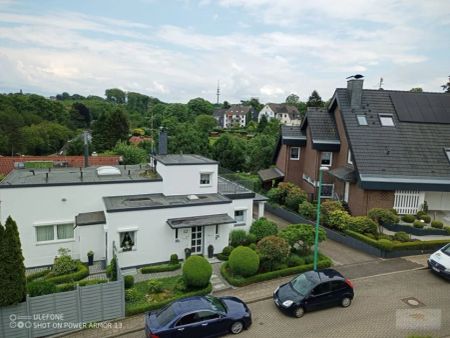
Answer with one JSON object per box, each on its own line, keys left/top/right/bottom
{"left": 211, "top": 133, "right": 246, "bottom": 171}
{"left": 246, "top": 134, "right": 277, "bottom": 172}
{"left": 257, "top": 114, "right": 268, "bottom": 133}
{"left": 285, "top": 93, "right": 300, "bottom": 105}
{"left": 0, "top": 216, "right": 26, "bottom": 306}
{"left": 195, "top": 114, "right": 217, "bottom": 133}
{"left": 410, "top": 87, "right": 423, "bottom": 93}
{"left": 105, "top": 88, "right": 126, "bottom": 104}
{"left": 20, "top": 122, "right": 73, "bottom": 155}
{"left": 92, "top": 108, "right": 130, "bottom": 151}
{"left": 307, "top": 90, "right": 324, "bottom": 107}
{"left": 70, "top": 102, "right": 91, "bottom": 129}
{"left": 442, "top": 76, "right": 450, "bottom": 93}
{"left": 240, "top": 98, "right": 263, "bottom": 113}
{"left": 168, "top": 123, "right": 209, "bottom": 156}
{"left": 126, "top": 92, "right": 150, "bottom": 114}
{"left": 187, "top": 98, "right": 214, "bottom": 116}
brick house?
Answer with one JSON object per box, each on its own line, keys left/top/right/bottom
{"left": 269, "top": 76, "right": 450, "bottom": 216}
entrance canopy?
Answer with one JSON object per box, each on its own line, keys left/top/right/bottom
{"left": 258, "top": 167, "right": 285, "bottom": 182}
{"left": 167, "top": 213, "right": 236, "bottom": 229}
{"left": 328, "top": 166, "right": 357, "bottom": 183}
{"left": 75, "top": 211, "right": 106, "bottom": 227}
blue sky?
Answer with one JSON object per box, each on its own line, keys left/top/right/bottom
{"left": 0, "top": 0, "right": 449, "bottom": 103}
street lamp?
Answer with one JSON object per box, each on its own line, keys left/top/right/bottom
{"left": 313, "top": 166, "right": 329, "bottom": 271}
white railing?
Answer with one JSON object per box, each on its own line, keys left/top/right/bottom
{"left": 394, "top": 190, "right": 423, "bottom": 215}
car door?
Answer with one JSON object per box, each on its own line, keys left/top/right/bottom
{"left": 173, "top": 312, "right": 203, "bottom": 337}
{"left": 195, "top": 310, "right": 228, "bottom": 337}
{"left": 329, "top": 280, "right": 347, "bottom": 306}
{"left": 304, "top": 282, "right": 332, "bottom": 311}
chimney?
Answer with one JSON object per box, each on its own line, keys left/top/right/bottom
{"left": 83, "top": 131, "right": 89, "bottom": 168}
{"left": 158, "top": 127, "right": 168, "bottom": 155}
{"left": 346, "top": 75, "right": 364, "bottom": 109}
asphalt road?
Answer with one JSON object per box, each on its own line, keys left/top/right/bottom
{"left": 124, "top": 269, "right": 450, "bottom": 338}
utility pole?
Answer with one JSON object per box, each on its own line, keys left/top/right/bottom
{"left": 379, "top": 77, "right": 384, "bottom": 89}
{"left": 216, "top": 80, "right": 220, "bottom": 105}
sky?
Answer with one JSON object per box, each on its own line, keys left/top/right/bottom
{"left": 0, "top": 0, "right": 449, "bottom": 103}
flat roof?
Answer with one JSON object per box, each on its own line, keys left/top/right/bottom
{"left": 167, "top": 213, "right": 236, "bottom": 229}
{"left": 103, "top": 193, "right": 231, "bottom": 213}
{"left": 152, "top": 154, "right": 218, "bottom": 166}
{"left": 0, "top": 165, "right": 161, "bottom": 188}
{"left": 75, "top": 211, "right": 106, "bottom": 226}
{"left": 218, "top": 176, "right": 255, "bottom": 199}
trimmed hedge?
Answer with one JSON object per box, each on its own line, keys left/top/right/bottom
{"left": 401, "top": 214, "right": 415, "bottom": 223}
{"left": 55, "top": 278, "right": 108, "bottom": 293}
{"left": 46, "top": 262, "right": 89, "bottom": 284}
{"left": 126, "top": 283, "right": 212, "bottom": 316}
{"left": 27, "top": 280, "right": 57, "bottom": 297}
{"left": 431, "top": 221, "right": 444, "bottom": 229}
{"left": 124, "top": 275, "right": 134, "bottom": 289}
{"left": 182, "top": 256, "right": 212, "bottom": 288}
{"left": 420, "top": 215, "right": 431, "bottom": 223}
{"left": 228, "top": 246, "right": 259, "bottom": 277}
{"left": 221, "top": 257, "right": 332, "bottom": 287}
{"left": 141, "top": 263, "right": 181, "bottom": 274}
{"left": 26, "top": 269, "right": 51, "bottom": 283}
{"left": 413, "top": 220, "right": 425, "bottom": 228}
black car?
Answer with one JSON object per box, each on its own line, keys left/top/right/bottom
{"left": 273, "top": 268, "right": 354, "bottom": 318}
{"left": 145, "top": 295, "right": 252, "bottom": 338}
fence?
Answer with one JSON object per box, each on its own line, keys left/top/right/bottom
{"left": 394, "top": 190, "right": 422, "bottom": 215}
{"left": 0, "top": 242, "right": 124, "bottom": 338}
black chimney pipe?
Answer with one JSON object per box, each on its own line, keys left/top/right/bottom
{"left": 158, "top": 127, "right": 168, "bottom": 155}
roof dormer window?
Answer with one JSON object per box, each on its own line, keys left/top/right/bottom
{"left": 357, "top": 115, "right": 368, "bottom": 126}
{"left": 445, "top": 148, "right": 450, "bottom": 163}
{"left": 379, "top": 114, "right": 395, "bottom": 127}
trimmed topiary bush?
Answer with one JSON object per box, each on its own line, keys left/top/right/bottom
{"left": 228, "top": 246, "right": 260, "bottom": 277}
{"left": 249, "top": 218, "right": 278, "bottom": 242}
{"left": 393, "top": 231, "right": 410, "bottom": 242}
{"left": 285, "top": 189, "right": 307, "bottom": 211}
{"left": 45, "top": 261, "right": 89, "bottom": 284}
{"left": 182, "top": 256, "right": 212, "bottom": 288}
{"left": 256, "top": 236, "right": 290, "bottom": 272}
{"left": 246, "top": 233, "right": 257, "bottom": 244}
{"left": 298, "top": 201, "right": 316, "bottom": 220}
{"left": 347, "top": 216, "right": 378, "bottom": 235}
{"left": 326, "top": 210, "right": 351, "bottom": 231}
{"left": 368, "top": 208, "right": 400, "bottom": 226}
{"left": 413, "top": 220, "right": 425, "bottom": 228}
{"left": 320, "top": 200, "right": 344, "bottom": 225}
{"left": 401, "top": 214, "right": 416, "bottom": 223}
{"left": 249, "top": 243, "right": 257, "bottom": 251}
{"left": 170, "top": 254, "right": 179, "bottom": 265}
{"left": 416, "top": 210, "right": 427, "bottom": 218}
{"left": 229, "top": 229, "right": 248, "bottom": 247}
{"left": 420, "top": 215, "right": 431, "bottom": 224}
{"left": 124, "top": 275, "right": 134, "bottom": 289}
{"left": 431, "top": 220, "right": 444, "bottom": 229}
{"left": 27, "top": 280, "right": 57, "bottom": 297}
{"left": 445, "top": 226, "right": 450, "bottom": 235}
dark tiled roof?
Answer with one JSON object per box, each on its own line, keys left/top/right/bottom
{"left": 267, "top": 103, "right": 300, "bottom": 120}
{"left": 213, "top": 108, "right": 227, "bottom": 118}
{"left": 303, "top": 107, "right": 340, "bottom": 143}
{"left": 281, "top": 125, "right": 306, "bottom": 140}
{"left": 328, "top": 166, "right": 356, "bottom": 183}
{"left": 225, "top": 104, "right": 252, "bottom": 116}
{"left": 258, "top": 167, "right": 285, "bottom": 182}
{"left": 334, "top": 88, "right": 450, "bottom": 190}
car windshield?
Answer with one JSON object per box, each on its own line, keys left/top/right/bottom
{"left": 441, "top": 244, "right": 450, "bottom": 256}
{"left": 155, "top": 305, "right": 177, "bottom": 327}
{"left": 205, "top": 296, "right": 226, "bottom": 313}
{"left": 290, "top": 273, "right": 316, "bottom": 296}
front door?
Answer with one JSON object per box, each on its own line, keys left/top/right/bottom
{"left": 191, "top": 226, "right": 203, "bottom": 254}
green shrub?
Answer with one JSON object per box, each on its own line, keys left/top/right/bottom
{"left": 257, "top": 236, "right": 290, "bottom": 272}
{"left": 267, "top": 182, "right": 306, "bottom": 207}
{"left": 393, "top": 231, "right": 410, "bottom": 242}
{"left": 228, "top": 246, "right": 260, "bottom": 277}
{"left": 27, "top": 280, "right": 57, "bottom": 297}
{"left": 445, "top": 226, "right": 450, "bottom": 235}
{"left": 279, "top": 223, "right": 326, "bottom": 254}
{"left": 109, "top": 256, "right": 118, "bottom": 281}
{"left": 298, "top": 201, "right": 316, "bottom": 220}
{"left": 124, "top": 275, "right": 134, "bottom": 289}
{"left": 26, "top": 269, "right": 51, "bottom": 283}
{"left": 431, "top": 220, "right": 444, "bottom": 229}
{"left": 229, "top": 229, "right": 248, "bottom": 247}
{"left": 52, "top": 248, "right": 77, "bottom": 276}
{"left": 170, "top": 254, "right": 179, "bottom": 265}
{"left": 147, "top": 280, "right": 163, "bottom": 293}
{"left": 249, "top": 218, "right": 278, "bottom": 242}
{"left": 182, "top": 256, "right": 212, "bottom": 288}
{"left": 46, "top": 261, "right": 89, "bottom": 284}
{"left": 285, "top": 189, "right": 307, "bottom": 211}
{"left": 377, "top": 239, "right": 395, "bottom": 251}
{"left": 413, "top": 220, "right": 425, "bottom": 228}
{"left": 368, "top": 208, "right": 400, "bottom": 225}
{"left": 416, "top": 210, "right": 427, "bottom": 218}
{"left": 125, "top": 288, "right": 140, "bottom": 303}
{"left": 246, "top": 233, "right": 257, "bottom": 244}
{"left": 267, "top": 187, "right": 284, "bottom": 204}
{"left": 348, "top": 216, "right": 378, "bottom": 235}
{"left": 401, "top": 214, "right": 416, "bottom": 223}
{"left": 320, "top": 200, "right": 344, "bottom": 225}
{"left": 140, "top": 263, "right": 181, "bottom": 274}
{"left": 56, "top": 282, "right": 76, "bottom": 292}
{"left": 420, "top": 215, "right": 431, "bottom": 223}
{"left": 287, "top": 254, "right": 305, "bottom": 267}
{"left": 327, "top": 210, "right": 351, "bottom": 231}
{"left": 78, "top": 279, "right": 108, "bottom": 286}
{"left": 249, "top": 243, "right": 257, "bottom": 251}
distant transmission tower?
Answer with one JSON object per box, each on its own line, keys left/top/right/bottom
{"left": 216, "top": 80, "right": 220, "bottom": 105}
{"left": 379, "top": 77, "right": 384, "bottom": 89}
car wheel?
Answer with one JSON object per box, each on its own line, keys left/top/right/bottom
{"left": 230, "top": 321, "right": 244, "bottom": 334}
{"left": 293, "top": 306, "right": 305, "bottom": 318}
{"left": 341, "top": 297, "right": 352, "bottom": 308}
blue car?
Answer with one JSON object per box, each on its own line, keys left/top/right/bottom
{"left": 145, "top": 295, "right": 252, "bottom": 338}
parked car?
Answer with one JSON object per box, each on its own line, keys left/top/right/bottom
{"left": 428, "top": 243, "right": 450, "bottom": 279}
{"left": 145, "top": 295, "right": 252, "bottom": 337}
{"left": 273, "top": 268, "right": 354, "bottom": 318}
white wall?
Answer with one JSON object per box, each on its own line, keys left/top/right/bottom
{"left": 425, "top": 192, "right": 450, "bottom": 211}
{"left": 0, "top": 181, "right": 162, "bottom": 267}
{"left": 156, "top": 163, "right": 218, "bottom": 195}
{"left": 258, "top": 105, "right": 274, "bottom": 122}
{"left": 78, "top": 224, "right": 106, "bottom": 263}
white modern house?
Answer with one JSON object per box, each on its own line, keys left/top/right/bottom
{"left": 213, "top": 104, "right": 253, "bottom": 128}
{"left": 0, "top": 153, "right": 267, "bottom": 269}
{"left": 258, "top": 103, "right": 301, "bottom": 125}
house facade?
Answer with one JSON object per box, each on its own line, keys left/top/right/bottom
{"left": 258, "top": 103, "right": 301, "bottom": 125}
{"left": 271, "top": 76, "right": 450, "bottom": 217}
{"left": 213, "top": 104, "right": 253, "bottom": 128}
{"left": 0, "top": 154, "right": 266, "bottom": 269}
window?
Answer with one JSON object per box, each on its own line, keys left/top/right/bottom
{"left": 379, "top": 114, "right": 395, "bottom": 126}
{"left": 445, "top": 148, "right": 450, "bottom": 162}
{"left": 347, "top": 149, "right": 353, "bottom": 165}
{"left": 119, "top": 231, "right": 136, "bottom": 252}
{"left": 320, "top": 184, "right": 334, "bottom": 198}
{"left": 234, "top": 210, "right": 246, "bottom": 224}
{"left": 357, "top": 115, "right": 368, "bottom": 126}
{"left": 36, "top": 223, "right": 74, "bottom": 242}
{"left": 312, "top": 282, "right": 330, "bottom": 295}
{"left": 175, "top": 228, "right": 179, "bottom": 240}
{"left": 196, "top": 311, "right": 220, "bottom": 321}
{"left": 176, "top": 313, "right": 198, "bottom": 327}
{"left": 330, "top": 280, "right": 346, "bottom": 292}
{"left": 290, "top": 147, "right": 300, "bottom": 160}
{"left": 200, "top": 173, "right": 211, "bottom": 185}
{"left": 215, "top": 224, "right": 219, "bottom": 235}
{"left": 320, "top": 152, "right": 332, "bottom": 166}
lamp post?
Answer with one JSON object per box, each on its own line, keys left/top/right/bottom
{"left": 313, "top": 166, "right": 329, "bottom": 271}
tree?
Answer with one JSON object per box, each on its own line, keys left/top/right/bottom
{"left": 211, "top": 133, "right": 246, "bottom": 171}
{"left": 285, "top": 93, "right": 299, "bottom": 105}
{"left": 307, "top": 90, "right": 324, "bottom": 107}
{"left": 222, "top": 101, "right": 231, "bottom": 109}
{"left": 66, "top": 137, "right": 85, "bottom": 155}
{"left": 20, "top": 122, "right": 73, "bottom": 155}
{"left": 442, "top": 76, "right": 450, "bottom": 93}
{"left": 126, "top": 92, "right": 150, "bottom": 115}
{"left": 279, "top": 223, "right": 326, "bottom": 254}
{"left": 112, "top": 141, "right": 148, "bottom": 164}
{"left": 256, "top": 235, "right": 290, "bottom": 272}
{"left": 410, "top": 87, "right": 423, "bottom": 93}
{"left": 240, "top": 98, "right": 263, "bottom": 113}
{"left": 195, "top": 114, "right": 217, "bottom": 134}
{"left": 249, "top": 218, "right": 278, "bottom": 242}
{"left": 187, "top": 98, "right": 214, "bottom": 116}
{"left": 70, "top": 102, "right": 91, "bottom": 129}
{"left": 246, "top": 134, "right": 277, "bottom": 172}
{"left": 257, "top": 114, "right": 268, "bottom": 133}
{"left": 168, "top": 123, "right": 209, "bottom": 156}
{"left": 0, "top": 216, "right": 26, "bottom": 306}
{"left": 92, "top": 108, "right": 130, "bottom": 152}
{"left": 105, "top": 88, "right": 126, "bottom": 104}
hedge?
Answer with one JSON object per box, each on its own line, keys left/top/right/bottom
{"left": 26, "top": 269, "right": 51, "bottom": 283}
{"left": 221, "top": 257, "right": 332, "bottom": 287}
{"left": 45, "top": 262, "right": 89, "bottom": 284}
{"left": 55, "top": 279, "right": 108, "bottom": 293}
{"left": 125, "top": 283, "right": 212, "bottom": 316}
{"left": 141, "top": 263, "right": 181, "bottom": 274}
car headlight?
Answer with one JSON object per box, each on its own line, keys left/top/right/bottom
{"left": 282, "top": 300, "right": 293, "bottom": 308}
